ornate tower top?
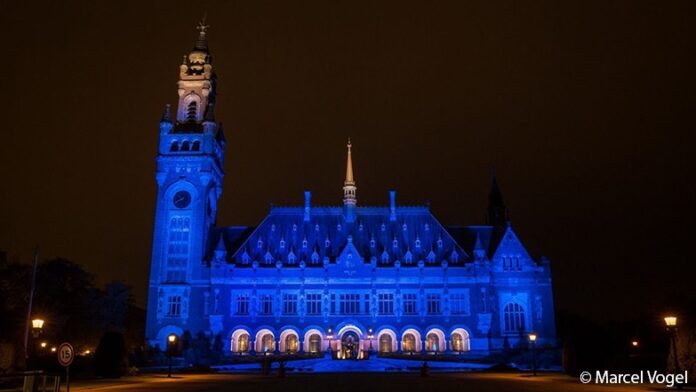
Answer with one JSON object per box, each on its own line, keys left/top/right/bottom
{"left": 343, "top": 139, "right": 357, "bottom": 222}
{"left": 172, "top": 22, "right": 216, "bottom": 133}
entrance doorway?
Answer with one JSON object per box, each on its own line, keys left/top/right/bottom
{"left": 340, "top": 331, "right": 360, "bottom": 359}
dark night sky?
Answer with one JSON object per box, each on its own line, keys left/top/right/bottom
{"left": 2, "top": 1, "right": 695, "bottom": 320}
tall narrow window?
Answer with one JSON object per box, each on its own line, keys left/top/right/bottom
{"left": 378, "top": 293, "right": 394, "bottom": 315}
{"left": 283, "top": 294, "right": 298, "bottom": 315}
{"left": 450, "top": 293, "right": 469, "bottom": 315}
{"left": 427, "top": 294, "right": 441, "bottom": 314}
{"left": 167, "top": 295, "right": 182, "bottom": 317}
{"left": 306, "top": 294, "right": 322, "bottom": 315}
{"left": 166, "top": 216, "right": 190, "bottom": 282}
{"left": 187, "top": 101, "right": 197, "bottom": 121}
{"left": 503, "top": 302, "right": 526, "bottom": 333}
{"left": 403, "top": 293, "right": 418, "bottom": 315}
{"left": 236, "top": 295, "right": 249, "bottom": 315}
{"left": 260, "top": 295, "right": 273, "bottom": 315}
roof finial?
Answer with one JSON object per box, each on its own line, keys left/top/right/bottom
{"left": 161, "top": 104, "right": 172, "bottom": 123}
{"left": 194, "top": 14, "right": 210, "bottom": 51}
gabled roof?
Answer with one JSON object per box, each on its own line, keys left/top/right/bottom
{"left": 445, "top": 225, "right": 505, "bottom": 259}
{"left": 223, "top": 206, "right": 469, "bottom": 267}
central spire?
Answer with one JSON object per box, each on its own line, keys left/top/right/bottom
{"left": 343, "top": 138, "right": 357, "bottom": 222}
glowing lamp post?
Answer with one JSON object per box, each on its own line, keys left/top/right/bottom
{"left": 326, "top": 328, "right": 334, "bottom": 358}
{"left": 31, "top": 319, "right": 44, "bottom": 338}
{"left": 166, "top": 334, "right": 178, "bottom": 378}
{"left": 367, "top": 328, "right": 375, "bottom": 353}
{"left": 631, "top": 340, "right": 639, "bottom": 348}
{"left": 529, "top": 332, "right": 538, "bottom": 376}
{"left": 664, "top": 316, "right": 681, "bottom": 380}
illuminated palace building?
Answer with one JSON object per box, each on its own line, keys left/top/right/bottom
{"left": 145, "top": 25, "right": 557, "bottom": 359}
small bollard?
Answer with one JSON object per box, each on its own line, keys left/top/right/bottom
{"left": 278, "top": 361, "right": 286, "bottom": 378}
{"left": 420, "top": 361, "right": 430, "bottom": 377}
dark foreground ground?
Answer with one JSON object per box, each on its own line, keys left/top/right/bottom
{"left": 59, "top": 372, "right": 692, "bottom": 392}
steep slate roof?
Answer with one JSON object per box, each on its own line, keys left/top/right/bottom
{"left": 216, "top": 206, "right": 469, "bottom": 267}
{"left": 446, "top": 225, "right": 506, "bottom": 259}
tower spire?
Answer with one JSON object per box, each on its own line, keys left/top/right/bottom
{"left": 487, "top": 167, "right": 509, "bottom": 227}
{"left": 342, "top": 138, "right": 357, "bottom": 222}
{"left": 345, "top": 138, "right": 354, "bottom": 185}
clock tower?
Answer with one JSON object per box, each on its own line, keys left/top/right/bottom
{"left": 145, "top": 21, "right": 226, "bottom": 347}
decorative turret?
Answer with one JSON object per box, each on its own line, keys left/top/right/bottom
{"left": 343, "top": 139, "right": 357, "bottom": 222}
{"left": 487, "top": 171, "right": 509, "bottom": 227}
{"left": 174, "top": 20, "right": 216, "bottom": 133}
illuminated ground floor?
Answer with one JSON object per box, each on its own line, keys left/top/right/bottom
{"left": 225, "top": 322, "right": 476, "bottom": 358}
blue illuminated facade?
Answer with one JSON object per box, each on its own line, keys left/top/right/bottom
{"left": 145, "top": 26, "right": 557, "bottom": 359}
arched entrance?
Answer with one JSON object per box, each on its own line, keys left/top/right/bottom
{"left": 341, "top": 331, "right": 360, "bottom": 359}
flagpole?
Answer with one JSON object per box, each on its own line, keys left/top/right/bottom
{"left": 24, "top": 247, "right": 39, "bottom": 361}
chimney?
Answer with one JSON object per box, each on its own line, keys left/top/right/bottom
{"left": 304, "top": 191, "right": 312, "bottom": 222}
{"left": 389, "top": 190, "right": 396, "bottom": 222}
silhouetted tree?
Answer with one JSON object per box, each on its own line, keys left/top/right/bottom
{"left": 93, "top": 331, "right": 128, "bottom": 378}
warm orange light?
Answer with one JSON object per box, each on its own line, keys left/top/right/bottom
{"left": 529, "top": 333, "right": 538, "bottom": 342}
{"left": 631, "top": 340, "right": 639, "bottom": 347}
{"left": 40, "top": 342, "right": 47, "bottom": 348}
{"left": 32, "top": 319, "right": 45, "bottom": 329}
{"left": 168, "top": 334, "right": 177, "bottom": 343}
{"left": 664, "top": 316, "right": 677, "bottom": 327}
{"left": 84, "top": 350, "right": 91, "bottom": 355}
{"left": 50, "top": 347, "right": 57, "bottom": 352}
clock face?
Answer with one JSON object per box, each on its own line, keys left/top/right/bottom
{"left": 173, "top": 191, "right": 191, "bottom": 209}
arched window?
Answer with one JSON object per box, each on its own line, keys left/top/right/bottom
{"left": 181, "top": 141, "right": 190, "bottom": 151}
{"left": 285, "top": 334, "right": 298, "bottom": 353}
{"left": 426, "top": 333, "right": 439, "bottom": 352}
{"left": 191, "top": 140, "right": 201, "bottom": 151}
{"left": 379, "top": 334, "right": 392, "bottom": 353}
{"left": 170, "top": 141, "right": 179, "bottom": 152}
{"left": 262, "top": 333, "right": 275, "bottom": 353}
{"left": 450, "top": 330, "right": 470, "bottom": 352}
{"left": 237, "top": 333, "right": 249, "bottom": 353}
{"left": 187, "top": 101, "right": 197, "bottom": 121}
{"left": 309, "top": 334, "right": 321, "bottom": 353}
{"left": 402, "top": 333, "right": 416, "bottom": 353}
{"left": 504, "top": 302, "right": 526, "bottom": 333}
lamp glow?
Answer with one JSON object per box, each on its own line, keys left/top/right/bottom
{"left": 40, "top": 342, "right": 47, "bottom": 348}
{"left": 664, "top": 316, "right": 677, "bottom": 327}
{"left": 168, "top": 334, "right": 177, "bottom": 343}
{"left": 32, "top": 319, "right": 44, "bottom": 329}
{"left": 631, "top": 340, "right": 638, "bottom": 347}
{"left": 529, "top": 332, "right": 538, "bottom": 342}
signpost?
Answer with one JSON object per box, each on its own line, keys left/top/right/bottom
{"left": 57, "top": 342, "right": 74, "bottom": 392}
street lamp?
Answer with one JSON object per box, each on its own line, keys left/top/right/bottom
{"left": 529, "top": 332, "right": 538, "bottom": 376}
{"left": 40, "top": 342, "right": 47, "bottom": 349}
{"left": 326, "top": 328, "right": 334, "bottom": 358}
{"left": 367, "top": 328, "right": 375, "bottom": 353}
{"left": 664, "top": 316, "right": 681, "bottom": 381}
{"left": 31, "top": 319, "right": 44, "bottom": 338}
{"left": 631, "top": 340, "right": 639, "bottom": 348}
{"left": 167, "top": 334, "right": 178, "bottom": 378}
